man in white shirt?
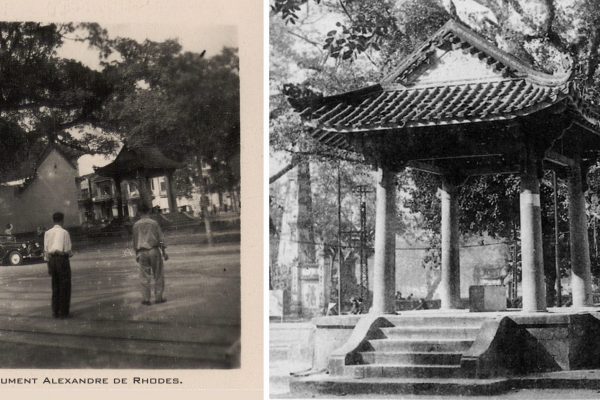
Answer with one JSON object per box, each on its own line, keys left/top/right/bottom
{"left": 44, "top": 212, "right": 73, "bottom": 319}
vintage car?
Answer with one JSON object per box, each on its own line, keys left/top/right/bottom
{"left": 0, "top": 235, "right": 44, "bottom": 266}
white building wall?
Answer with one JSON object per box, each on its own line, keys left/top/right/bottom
{"left": 0, "top": 150, "right": 79, "bottom": 234}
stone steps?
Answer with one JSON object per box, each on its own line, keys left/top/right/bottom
{"left": 335, "top": 315, "right": 490, "bottom": 380}
{"left": 347, "top": 363, "right": 465, "bottom": 379}
{"left": 369, "top": 338, "right": 474, "bottom": 353}
{"left": 359, "top": 351, "right": 463, "bottom": 365}
{"left": 386, "top": 315, "right": 491, "bottom": 326}
{"left": 381, "top": 326, "right": 480, "bottom": 340}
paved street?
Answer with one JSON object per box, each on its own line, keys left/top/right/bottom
{"left": 0, "top": 232, "right": 240, "bottom": 368}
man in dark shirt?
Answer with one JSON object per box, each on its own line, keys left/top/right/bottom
{"left": 132, "top": 203, "right": 168, "bottom": 305}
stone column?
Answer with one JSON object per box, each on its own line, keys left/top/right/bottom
{"left": 568, "top": 155, "right": 592, "bottom": 307}
{"left": 165, "top": 171, "right": 178, "bottom": 213}
{"left": 123, "top": 181, "right": 130, "bottom": 218}
{"left": 114, "top": 178, "right": 124, "bottom": 219}
{"left": 440, "top": 177, "right": 461, "bottom": 309}
{"left": 520, "top": 155, "right": 547, "bottom": 312}
{"left": 138, "top": 175, "right": 153, "bottom": 210}
{"left": 371, "top": 166, "right": 396, "bottom": 314}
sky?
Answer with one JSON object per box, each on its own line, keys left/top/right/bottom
{"left": 58, "top": 23, "right": 238, "bottom": 175}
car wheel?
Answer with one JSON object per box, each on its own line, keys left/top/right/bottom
{"left": 8, "top": 251, "right": 22, "bottom": 266}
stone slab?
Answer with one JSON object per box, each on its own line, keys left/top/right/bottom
{"left": 469, "top": 285, "right": 507, "bottom": 312}
{"left": 289, "top": 369, "right": 600, "bottom": 396}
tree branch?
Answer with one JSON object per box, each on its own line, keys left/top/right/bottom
{"left": 284, "top": 28, "right": 323, "bottom": 52}
{"left": 270, "top": 155, "right": 301, "bottom": 184}
{"left": 586, "top": 27, "right": 600, "bottom": 84}
{"left": 337, "top": 0, "right": 354, "bottom": 24}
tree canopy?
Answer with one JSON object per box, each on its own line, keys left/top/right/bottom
{"left": 0, "top": 22, "right": 240, "bottom": 194}
{"left": 271, "top": 0, "right": 600, "bottom": 299}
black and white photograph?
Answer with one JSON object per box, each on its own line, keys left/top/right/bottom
{"left": 270, "top": 0, "right": 600, "bottom": 398}
{"left": 0, "top": 20, "right": 241, "bottom": 369}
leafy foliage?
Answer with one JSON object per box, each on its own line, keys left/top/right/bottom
{"left": 271, "top": 0, "right": 600, "bottom": 302}
{"left": 0, "top": 22, "right": 118, "bottom": 177}
{"left": 0, "top": 22, "right": 239, "bottom": 199}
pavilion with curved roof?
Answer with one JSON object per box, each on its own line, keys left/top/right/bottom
{"left": 290, "top": 19, "right": 600, "bottom": 314}
{"left": 95, "top": 144, "right": 185, "bottom": 218}
{"left": 286, "top": 20, "right": 600, "bottom": 389}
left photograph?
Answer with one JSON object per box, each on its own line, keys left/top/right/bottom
{"left": 0, "top": 21, "right": 240, "bottom": 369}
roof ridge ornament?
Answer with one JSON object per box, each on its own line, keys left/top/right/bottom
{"left": 382, "top": 19, "right": 572, "bottom": 88}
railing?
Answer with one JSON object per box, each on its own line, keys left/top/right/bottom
{"left": 92, "top": 193, "right": 113, "bottom": 202}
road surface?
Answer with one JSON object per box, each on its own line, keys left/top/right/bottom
{"left": 0, "top": 233, "right": 240, "bottom": 368}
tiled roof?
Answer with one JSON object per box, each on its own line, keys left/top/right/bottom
{"left": 289, "top": 20, "right": 600, "bottom": 150}
{"left": 302, "top": 79, "right": 570, "bottom": 132}
{"left": 95, "top": 145, "right": 185, "bottom": 178}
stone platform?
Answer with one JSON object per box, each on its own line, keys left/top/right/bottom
{"left": 288, "top": 308, "right": 600, "bottom": 396}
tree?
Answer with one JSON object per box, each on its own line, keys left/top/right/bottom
{"left": 0, "top": 22, "right": 119, "bottom": 178}
{"left": 272, "top": 0, "right": 600, "bottom": 303}
{"left": 99, "top": 38, "right": 240, "bottom": 194}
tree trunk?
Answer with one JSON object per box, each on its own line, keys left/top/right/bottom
{"left": 196, "top": 156, "right": 213, "bottom": 246}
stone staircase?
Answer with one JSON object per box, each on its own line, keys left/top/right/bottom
{"left": 340, "top": 315, "right": 491, "bottom": 379}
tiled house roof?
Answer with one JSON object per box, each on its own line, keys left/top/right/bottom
{"left": 95, "top": 145, "right": 185, "bottom": 178}
{"left": 0, "top": 143, "right": 81, "bottom": 185}
{"left": 289, "top": 20, "right": 600, "bottom": 150}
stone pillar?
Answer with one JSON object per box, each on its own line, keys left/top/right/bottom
{"left": 165, "top": 171, "right": 178, "bottom": 213}
{"left": 114, "top": 178, "right": 124, "bottom": 219}
{"left": 371, "top": 166, "right": 396, "bottom": 314}
{"left": 440, "top": 177, "right": 461, "bottom": 309}
{"left": 123, "top": 183, "right": 130, "bottom": 218}
{"left": 519, "top": 155, "right": 547, "bottom": 312}
{"left": 138, "top": 175, "right": 153, "bottom": 210}
{"left": 568, "top": 155, "right": 592, "bottom": 307}
{"left": 278, "top": 161, "right": 316, "bottom": 318}
{"left": 319, "top": 245, "right": 331, "bottom": 313}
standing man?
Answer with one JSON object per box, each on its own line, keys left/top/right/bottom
{"left": 44, "top": 212, "right": 73, "bottom": 319}
{"left": 132, "top": 203, "right": 169, "bottom": 305}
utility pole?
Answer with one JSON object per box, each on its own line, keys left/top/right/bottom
{"left": 353, "top": 185, "right": 373, "bottom": 302}
{"left": 512, "top": 225, "right": 518, "bottom": 305}
{"left": 337, "top": 164, "right": 342, "bottom": 315}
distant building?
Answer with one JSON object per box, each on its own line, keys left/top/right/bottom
{"left": 0, "top": 144, "right": 80, "bottom": 234}
{"left": 77, "top": 165, "right": 239, "bottom": 223}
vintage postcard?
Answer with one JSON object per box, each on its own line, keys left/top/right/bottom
{"left": 270, "top": 0, "right": 600, "bottom": 398}
{"left": 0, "top": 1, "right": 262, "bottom": 399}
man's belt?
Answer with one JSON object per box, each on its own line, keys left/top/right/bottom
{"left": 136, "top": 246, "right": 159, "bottom": 252}
{"left": 49, "top": 252, "right": 68, "bottom": 257}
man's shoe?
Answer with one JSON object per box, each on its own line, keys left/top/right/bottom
{"left": 141, "top": 301, "right": 152, "bottom": 306}
{"left": 155, "top": 298, "right": 167, "bottom": 304}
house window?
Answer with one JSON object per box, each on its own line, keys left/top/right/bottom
{"left": 160, "top": 181, "right": 167, "bottom": 193}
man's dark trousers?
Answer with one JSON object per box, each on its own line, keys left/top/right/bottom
{"left": 48, "top": 254, "right": 71, "bottom": 317}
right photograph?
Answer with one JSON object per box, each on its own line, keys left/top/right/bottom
{"left": 270, "top": 0, "right": 600, "bottom": 398}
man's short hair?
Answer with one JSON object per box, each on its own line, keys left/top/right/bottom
{"left": 52, "top": 212, "right": 64, "bottom": 223}
{"left": 138, "top": 203, "right": 151, "bottom": 214}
